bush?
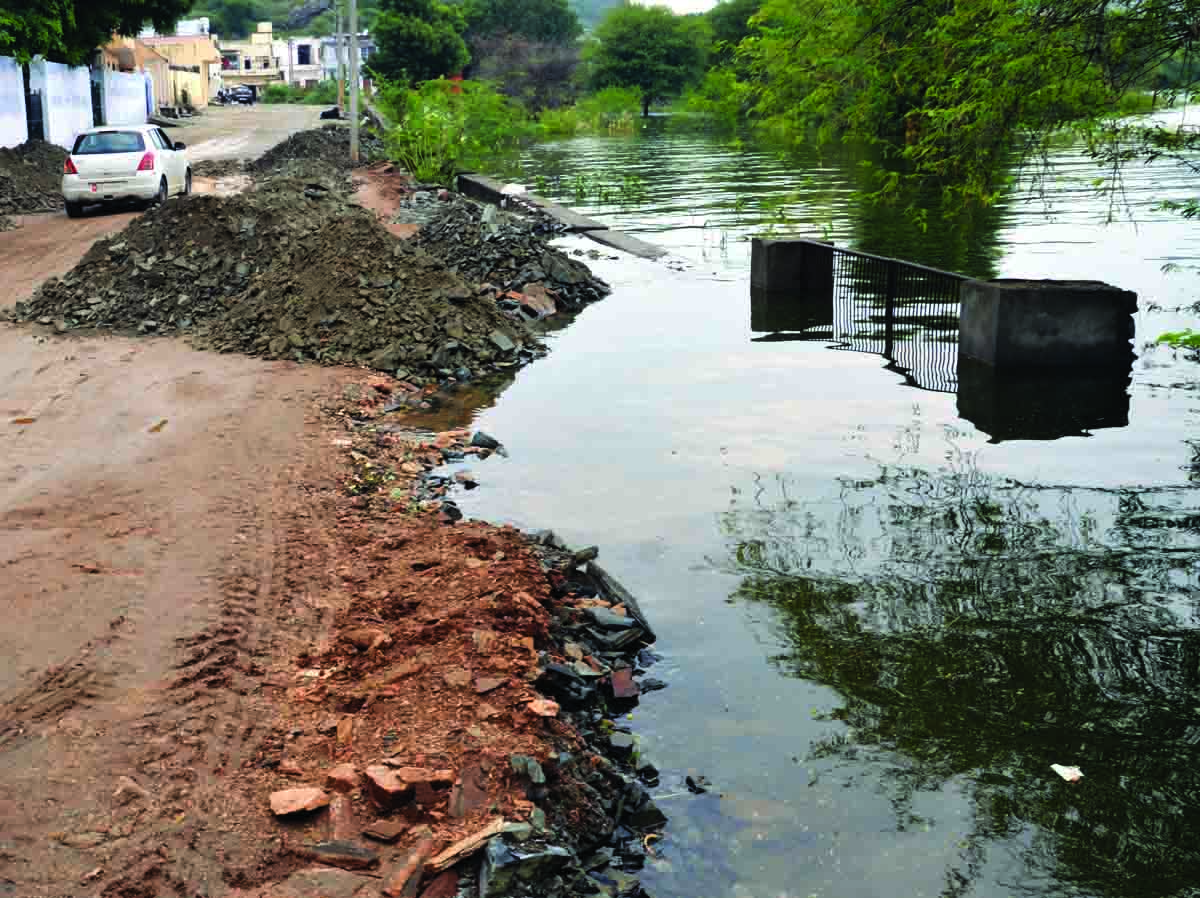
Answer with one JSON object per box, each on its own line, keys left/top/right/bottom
{"left": 381, "top": 79, "right": 534, "bottom": 185}
{"left": 674, "top": 68, "right": 747, "bottom": 133}
{"left": 261, "top": 81, "right": 340, "bottom": 105}
{"left": 537, "top": 86, "right": 642, "bottom": 136}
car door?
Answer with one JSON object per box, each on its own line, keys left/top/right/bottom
{"left": 155, "top": 129, "right": 182, "bottom": 193}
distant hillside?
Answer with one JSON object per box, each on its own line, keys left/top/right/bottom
{"left": 569, "top": 0, "right": 624, "bottom": 30}
{"left": 189, "top": 0, "right": 382, "bottom": 38}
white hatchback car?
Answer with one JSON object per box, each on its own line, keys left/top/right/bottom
{"left": 62, "top": 124, "right": 192, "bottom": 217}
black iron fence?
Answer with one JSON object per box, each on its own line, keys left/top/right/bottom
{"left": 751, "top": 241, "right": 966, "bottom": 393}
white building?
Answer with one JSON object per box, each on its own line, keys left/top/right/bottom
{"left": 319, "top": 32, "right": 375, "bottom": 85}
{"left": 273, "top": 36, "right": 324, "bottom": 87}
{"left": 140, "top": 17, "right": 211, "bottom": 38}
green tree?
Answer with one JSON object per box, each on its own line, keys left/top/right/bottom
{"left": 207, "top": 0, "right": 258, "bottom": 37}
{"left": 741, "top": 0, "right": 1200, "bottom": 207}
{"left": 706, "top": 0, "right": 758, "bottom": 64}
{"left": 462, "top": 0, "right": 580, "bottom": 44}
{"left": 586, "top": 4, "right": 709, "bottom": 117}
{"left": 0, "top": 0, "right": 194, "bottom": 64}
{"left": 371, "top": 0, "right": 469, "bottom": 82}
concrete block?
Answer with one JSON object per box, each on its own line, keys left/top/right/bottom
{"left": 750, "top": 287, "right": 833, "bottom": 334}
{"left": 960, "top": 279, "right": 1136, "bottom": 369}
{"left": 957, "top": 355, "right": 1131, "bottom": 441}
{"left": 750, "top": 238, "right": 833, "bottom": 294}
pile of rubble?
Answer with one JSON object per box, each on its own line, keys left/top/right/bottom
{"left": 417, "top": 202, "right": 611, "bottom": 312}
{"left": 8, "top": 174, "right": 528, "bottom": 384}
{"left": 249, "top": 124, "right": 385, "bottom": 174}
{"left": 244, "top": 386, "right": 674, "bottom": 898}
{"left": 0, "top": 139, "right": 67, "bottom": 214}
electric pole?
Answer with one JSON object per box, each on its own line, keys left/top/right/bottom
{"left": 335, "top": 3, "right": 345, "bottom": 112}
{"left": 349, "top": 0, "right": 359, "bottom": 162}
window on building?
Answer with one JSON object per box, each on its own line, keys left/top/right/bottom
{"left": 243, "top": 58, "right": 251, "bottom": 70}
{"left": 297, "top": 44, "right": 312, "bottom": 66}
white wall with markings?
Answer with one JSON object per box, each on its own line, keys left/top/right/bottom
{"left": 0, "top": 57, "right": 28, "bottom": 148}
{"left": 29, "top": 59, "right": 93, "bottom": 149}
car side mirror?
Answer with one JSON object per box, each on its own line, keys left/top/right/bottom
{"left": 174, "top": 141, "right": 186, "bottom": 151}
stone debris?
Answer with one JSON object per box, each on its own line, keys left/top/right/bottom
{"left": 292, "top": 839, "right": 379, "bottom": 870}
{"left": 363, "top": 818, "right": 409, "bottom": 843}
{"left": 325, "top": 763, "right": 362, "bottom": 793}
{"left": 0, "top": 140, "right": 67, "bottom": 214}
{"left": 270, "top": 786, "right": 331, "bottom": 816}
{"left": 425, "top": 817, "right": 507, "bottom": 874}
{"left": 249, "top": 125, "right": 385, "bottom": 173}
{"left": 381, "top": 827, "right": 436, "bottom": 898}
{"left": 416, "top": 201, "right": 611, "bottom": 313}
{"left": 9, "top": 176, "right": 529, "bottom": 385}
{"left": 328, "top": 794, "right": 357, "bottom": 840}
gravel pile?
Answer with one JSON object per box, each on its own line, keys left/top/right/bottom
{"left": 190, "top": 159, "right": 246, "bottom": 178}
{"left": 416, "top": 201, "right": 610, "bottom": 310}
{"left": 248, "top": 125, "right": 384, "bottom": 174}
{"left": 9, "top": 176, "right": 528, "bottom": 384}
{"left": 0, "top": 140, "right": 68, "bottom": 214}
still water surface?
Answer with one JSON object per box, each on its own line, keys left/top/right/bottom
{"left": 427, "top": 114, "right": 1200, "bottom": 897}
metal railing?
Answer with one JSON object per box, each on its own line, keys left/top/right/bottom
{"left": 752, "top": 241, "right": 967, "bottom": 394}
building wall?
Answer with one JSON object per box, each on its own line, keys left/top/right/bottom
{"left": 103, "top": 68, "right": 151, "bottom": 126}
{"left": 272, "top": 37, "right": 324, "bottom": 86}
{"left": 169, "top": 68, "right": 209, "bottom": 107}
{"left": 0, "top": 57, "right": 28, "bottom": 148}
{"left": 142, "top": 37, "right": 222, "bottom": 107}
{"left": 29, "top": 59, "right": 93, "bottom": 149}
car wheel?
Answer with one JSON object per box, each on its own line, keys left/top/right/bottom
{"left": 184, "top": 170, "right": 192, "bottom": 196}
{"left": 65, "top": 201, "right": 83, "bottom": 219}
{"left": 154, "top": 177, "right": 167, "bottom": 205}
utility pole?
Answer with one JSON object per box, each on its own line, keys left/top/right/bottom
{"left": 335, "top": 3, "right": 345, "bottom": 112}
{"left": 349, "top": 0, "right": 359, "bottom": 162}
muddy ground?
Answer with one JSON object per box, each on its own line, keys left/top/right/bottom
{"left": 0, "top": 108, "right": 660, "bottom": 898}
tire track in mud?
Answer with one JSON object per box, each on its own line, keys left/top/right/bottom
{"left": 97, "top": 396, "right": 343, "bottom": 898}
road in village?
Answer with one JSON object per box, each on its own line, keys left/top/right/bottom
{"left": 0, "top": 103, "right": 340, "bottom": 897}
{"left": 0, "top": 104, "right": 323, "bottom": 308}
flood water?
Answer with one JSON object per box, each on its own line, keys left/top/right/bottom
{"left": 430, "top": 111, "right": 1200, "bottom": 897}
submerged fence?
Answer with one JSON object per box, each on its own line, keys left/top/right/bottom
{"left": 751, "top": 240, "right": 967, "bottom": 393}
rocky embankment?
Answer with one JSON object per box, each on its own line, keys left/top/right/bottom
{"left": 209, "top": 380, "right": 675, "bottom": 898}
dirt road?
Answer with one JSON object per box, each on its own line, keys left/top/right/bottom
{"left": 0, "top": 104, "right": 347, "bottom": 897}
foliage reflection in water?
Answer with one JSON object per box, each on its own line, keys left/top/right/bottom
{"left": 720, "top": 448, "right": 1200, "bottom": 898}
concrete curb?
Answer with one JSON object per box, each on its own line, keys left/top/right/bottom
{"left": 457, "top": 173, "right": 668, "bottom": 261}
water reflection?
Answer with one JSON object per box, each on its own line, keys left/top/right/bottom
{"left": 957, "top": 358, "right": 1132, "bottom": 441}
{"left": 721, "top": 460, "right": 1200, "bottom": 898}
{"left": 521, "top": 119, "right": 1008, "bottom": 278}
{"left": 749, "top": 254, "right": 1135, "bottom": 441}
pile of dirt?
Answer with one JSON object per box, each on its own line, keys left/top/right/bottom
{"left": 0, "top": 139, "right": 67, "bottom": 214}
{"left": 248, "top": 125, "right": 385, "bottom": 174}
{"left": 417, "top": 201, "right": 611, "bottom": 311}
{"left": 9, "top": 176, "right": 529, "bottom": 383}
{"left": 190, "top": 158, "right": 246, "bottom": 178}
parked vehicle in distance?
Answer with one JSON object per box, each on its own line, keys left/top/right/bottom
{"left": 230, "top": 85, "right": 255, "bottom": 104}
{"left": 62, "top": 125, "right": 191, "bottom": 218}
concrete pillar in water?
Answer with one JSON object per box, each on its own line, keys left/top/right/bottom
{"left": 959, "top": 279, "right": 1137, "bottom": 369}
{"left": 749, "top": 238, "right": 835, "bottom": 334}
{"left": 750, "top": 238, "right": 834, "bottom": 295}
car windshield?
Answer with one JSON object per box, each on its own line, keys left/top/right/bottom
{"left": 72, "top": 131, "right": 146, "bottom": 155}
